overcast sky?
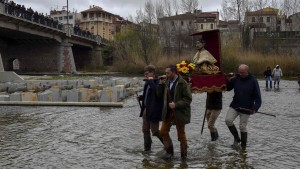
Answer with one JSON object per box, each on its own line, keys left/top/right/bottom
{"left": 11, "top": 0, "right": 221, "bottom": 19}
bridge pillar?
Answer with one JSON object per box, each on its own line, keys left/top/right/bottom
{"left": 89, "top": 46, "right": 103, "bottom": 69}
{"left": 58, "top": 41, "right": 76, "bottom": 73}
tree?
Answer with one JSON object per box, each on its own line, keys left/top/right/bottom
{"left": 180, "top": 0, "right": 199, "bottom": 13}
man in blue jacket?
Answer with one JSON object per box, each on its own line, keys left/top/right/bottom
{"left": 225, "top": 64, "right": 262, "bottom": 150}
{"left": 138, "top": 65, "right": 163, "bottom": 152}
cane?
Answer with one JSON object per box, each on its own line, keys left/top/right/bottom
{"left": 201, "top": 108, "right": 207, "bottom": 135}
{"left": 135, "top": 91, "right": 142, "bottom": 110}
{"left": 237, "top": 107, "right": 276, "bottom": 117}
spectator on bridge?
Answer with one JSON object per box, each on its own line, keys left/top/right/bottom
{"left": 33, "top": 11, "right": 38, "bottom": 22}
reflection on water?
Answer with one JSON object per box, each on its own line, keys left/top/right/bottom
{"left": 0, "top": 80, "right": 299, "bottom": 168}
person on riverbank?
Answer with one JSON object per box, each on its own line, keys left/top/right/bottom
{"left": 225, "top": 64, "right": 262, "bottom": 150}
{"left": 137, "top": 65, "right": 163, "bottom": 152}
{"left": 272, "top": 65, "right": 283, "bottom": 89}
{"left": 264, "top": 66, "right": 272, "bottom": 89}
{"left": 205, "top": 91, "right": 222, "bottom": 141}
{"left": 157, "top": 64, "right": 192, "bottom": 160}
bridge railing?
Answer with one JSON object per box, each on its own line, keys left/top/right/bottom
{"left": 0, "top": 1, "right": 106, "bottom": 45}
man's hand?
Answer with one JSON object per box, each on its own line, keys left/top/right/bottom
{"left": 159, "top": 75, "right": 167, "bottom": 84}
{"left": 169, "top": 101, "right": 175, "bottom": 109}
{"left": 136, "top": 95, "right": 142, "bottom": 101}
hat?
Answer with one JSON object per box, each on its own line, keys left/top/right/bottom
{"left": 276, "top": 65, "right": 279, "bottom": 67}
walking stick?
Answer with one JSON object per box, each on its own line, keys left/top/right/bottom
{"left": 236, "top": 107, "right": 276, "bottom": 117}
{"left": 201, "top": 108, "right": 207, "bottom": 135}
{"left": 135, "top": 91, "right": 142, "bottom": 110}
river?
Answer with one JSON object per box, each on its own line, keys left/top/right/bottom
{"left": 0, "top": 80, "right": 299, "bottom": 169}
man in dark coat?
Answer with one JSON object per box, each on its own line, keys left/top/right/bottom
{"left": 157, "top": 65, "right": 192, "bottom": 160}
{"left": 138, "top": 65, "right": 163, "bottom": 152}
{"left": 225, "top": 64, "right": 262, "bottom": 150}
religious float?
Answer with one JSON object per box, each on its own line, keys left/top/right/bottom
{"left": 177, "top": 29, "right": 227, "bottom": 93}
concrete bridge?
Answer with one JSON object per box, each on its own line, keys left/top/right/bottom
{"left": 0, "top": 2, "right": 106, "bottom": 73}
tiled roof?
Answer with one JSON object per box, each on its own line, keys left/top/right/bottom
{"left": 159, "top": 13, "right": 195, "bottom": 20}
{"left": 81, "top": 6, "right": 113, "bottom": 15}
{"left": 246, "top": 8, "right": 278, "bottom": 16}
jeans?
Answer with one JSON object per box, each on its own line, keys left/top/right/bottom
{"left": 265, "top": 76, "right": 272, "bottom": 88}
{"left": 142, "top": 109, "right": 160, "bottom": 136}
{"left": 206, "top": 109, "right": 221, "bottom": 132}
{"left": 225, "top": 107, "right": 250, "bottom": 132}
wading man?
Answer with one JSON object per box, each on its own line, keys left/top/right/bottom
{"left": 157, "top": 65, "right": 192, "bottom": 160}
{"left": 225, "top": 64, "right": 262, "bottom": 150}
{"left": 138, "top": 65, "right": 163, "bottom": 152}
{"left": 205, "top": 91, "right": 222, "bottom": 141}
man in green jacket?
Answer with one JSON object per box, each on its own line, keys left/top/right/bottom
{"left": 157, "top": 65, "right": 192, "bottom": 160}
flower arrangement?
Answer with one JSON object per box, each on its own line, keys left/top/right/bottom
{"left": 176, "top": 60, "right": 196, "bottom": 76}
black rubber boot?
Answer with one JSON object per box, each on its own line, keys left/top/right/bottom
{"left": 241, "top": 132, "right": 247, "bottom": 150}
{"left": 144, "top": 134, "right": 152, "bottom": 152}
{"left": 210, "top": 131, "right": 216, "bottom": 141}
{"left": 228, "top": 125, "right": 241, "bottom": 148}
{"left": 215, "top": 129, "right": 219, "bottom": 140}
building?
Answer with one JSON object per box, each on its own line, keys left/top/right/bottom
{"left": 49, "top": 9, "right": 81, "bottom": 27}
{"left": 194, "top": 11, "right": 219, "bottom": 32}
{"left": 80, "top": 5, "right": 116, "bottom": 40}
{"left": 158, "top": 11, "right": 220, "bottom": 54}
{"left": 286, "top": 12, "right": 300, "bottom": 31}
{"left": 244, "top": 7, "right": 286, "bottom": 32}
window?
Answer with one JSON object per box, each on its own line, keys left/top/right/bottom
{"left": 172, "top": 21, "right": 174, "bottom": 26}
{"left": 259, "top": 17, "right": 263, "bottom": 22}
{"left": 54, "top": 17, "right": 58, "bottom": 20}
{"left": 59, "top": 17, "right": 63, "bottom": 20}
{"left": 64, "top": 16, "right": 68, "bottom": 20}
{"left": 211, "top": 24, "right": 213, "bottom": 29}
{"left": 201, "top": 24, "right": 203, "bottom": 29}
{"left": 267, "top": 17, "right": 270, "bottom": 22}
{"left": 69, "top": 16, "right": 73, "bottom": 20}
{"left": 181, "top": 21, "right": 184, "bottom": 26}
{"left": 252, "top": 17, "right": 255, "bottom": 22}
{"left": 189, "top": 21, "right": 192, "bottom": 25}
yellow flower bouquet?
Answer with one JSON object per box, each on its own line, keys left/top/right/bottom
{"left": 176, "top": 60, "right": 196, "bottom": 76}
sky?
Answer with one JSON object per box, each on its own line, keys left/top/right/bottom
{"left": 11, "top": 0, "right": 222, "bottom": 19}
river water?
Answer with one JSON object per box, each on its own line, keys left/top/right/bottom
{"left": 0, "top": 80, "right": 299, "bottom": 169}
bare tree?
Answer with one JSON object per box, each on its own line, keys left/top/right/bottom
{"left": 155, "top": 0, "right": 165, "bottom": 23}
{"left": 164, "top": 0, "right": 173, "bottom": 17}
{"left": 180, "top": 0, "right": 199, "bottom": 13}
{"left": 145, "top": 0, "right": 156, "bottom": 24}
{"left": 281, "top": 0, "right": 300, "bottom": 16}
{"left": 172, "top": 0, "right": 180, "bottom": 15}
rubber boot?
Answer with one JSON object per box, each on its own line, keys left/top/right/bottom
{"left": 228, "top": 125, "right": 241, "bottom": 148}
{"left": 215, "top": 129, "right": 219, "bottom": 140}
{"left": 180, "top": 143, "right": 188, "bottom": 160}
{"left": 210, "top": 131, "right": 216, "bottom": 141}
{"left": 144, "top": 134, "right": 152, "bottom": 152}
{"left": 241, "top": 132, "right": 247, "bottom": 150}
